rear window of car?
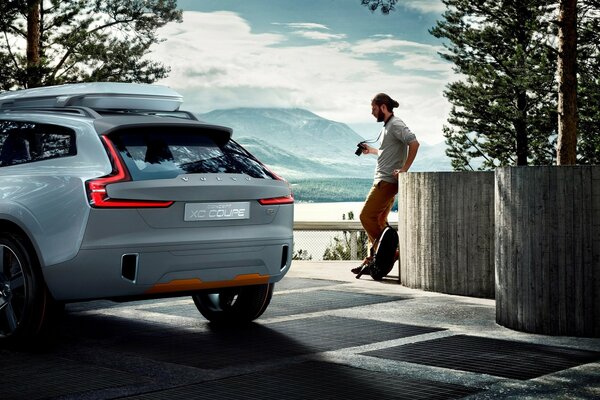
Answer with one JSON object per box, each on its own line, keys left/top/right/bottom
{"left": 110, "top": 129, "right": 276, "bottom": 180}
{"left": 0, "top": 120, "right": 76, "bottom": 167}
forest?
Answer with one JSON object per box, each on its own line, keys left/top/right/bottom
{"left": 290, "top": 178, "right": 373, "bottom": 203}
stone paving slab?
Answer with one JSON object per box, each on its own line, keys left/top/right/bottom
{"left": 123, "top": 360, "right": 482, "bottom": 400}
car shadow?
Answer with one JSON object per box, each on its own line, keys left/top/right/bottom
{"left": 56, "top": 308, "right": 313, "bottom": 369}
{"left": 0, "top": 304, "right": 411, "bottom": 400}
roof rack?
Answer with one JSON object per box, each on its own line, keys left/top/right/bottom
{"left": 1, "top": 106, "right": 102, "bottom": 118}
{"left": 0, "top": 82, "right": 183, "bottom": 113}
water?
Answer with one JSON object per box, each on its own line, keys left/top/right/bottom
{"left": 293, "top": 202, "right": 398, "bottom": 261}
{"left": 295, "top": 201, "right": 362, "bottom": 221}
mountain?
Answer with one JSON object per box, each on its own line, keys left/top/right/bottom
{"left": 198, "top": 108, "right": 451, "bottom": 179}
{"left": 414, "top": 141, "right": 453, "bottom": 172}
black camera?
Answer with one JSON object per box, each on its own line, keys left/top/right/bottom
{"left": 355, "top": 141, "right": 366, "bottom": 156}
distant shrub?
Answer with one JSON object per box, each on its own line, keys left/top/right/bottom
{"left": 322, "top": 212, "right": 369, "bottom": 261}
{"left": 292, "top": 248, "right": 313, "bottom": 261}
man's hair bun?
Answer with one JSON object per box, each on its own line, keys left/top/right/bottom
{"left": 372, "top": 93, "right": 398, "bottom": 110}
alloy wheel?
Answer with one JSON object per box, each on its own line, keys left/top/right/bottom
{"left": 0, "top": 244, "right": 27, "bottom": 336}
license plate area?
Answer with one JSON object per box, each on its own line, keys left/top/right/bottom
{"left": 184, "top": 202, "right": 250, "bottom": 221}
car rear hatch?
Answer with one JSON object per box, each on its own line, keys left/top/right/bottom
{"left": 45, "top": 118, "right": 293, "bottom": 298}
{"left": 87, "top": 120, "right": 293, "bottom": 230}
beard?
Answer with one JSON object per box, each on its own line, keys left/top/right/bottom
{"left": 376, "top": 109, "right": 385, "bottom": 122}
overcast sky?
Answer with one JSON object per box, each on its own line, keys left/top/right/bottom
{"left": 152, "top": 0, "right": 455, "bottom": 144}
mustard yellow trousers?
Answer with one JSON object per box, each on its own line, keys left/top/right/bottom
{"left": 359, "top": 180, "right": 398, "bottom": 248}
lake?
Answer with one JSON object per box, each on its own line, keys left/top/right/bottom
{"left": 293, "top": 201, "right": 398, "bottom": 261}
{"left": 294, "top": 201, "right": 398, "bottom": 222}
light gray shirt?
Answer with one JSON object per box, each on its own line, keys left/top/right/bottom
{"left": 374, "top": 115, "right": 417, "bottom": 184}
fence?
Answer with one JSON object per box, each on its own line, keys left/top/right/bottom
{"left": 293, "top": 221, "right": 398, "bottom": 261}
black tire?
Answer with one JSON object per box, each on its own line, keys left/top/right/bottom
{"left": 192, "top": 283, "right": 274, "bottom": 325}
{"left": 370, "top": 226, "right": 399, "bottom": 281}
{"left": 0, "top": 232, "right": 59, "bottom": 346}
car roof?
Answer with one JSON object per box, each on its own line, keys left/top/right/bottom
{"left": 0, "top": 82, "right": 182, "bottom": 111}
{"left": 0, "top": 83, "right": 232, "bottom": 138}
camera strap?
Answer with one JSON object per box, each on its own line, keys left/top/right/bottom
{"left": 362, "top": 128, "right": 383, "bottom": 145}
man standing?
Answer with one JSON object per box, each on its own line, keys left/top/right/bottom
{"left": 356, "top": 93, "right": 419, "bottom": 268}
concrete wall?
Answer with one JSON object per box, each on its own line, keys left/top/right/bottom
{"left": 397, "top": 172, "right": 495, "bottom": 298}
{"left": 495, "top": 166, "right": 600, "bottom": 337}
{"left": 395, "top": 167, "right": 599, "bottom": 337}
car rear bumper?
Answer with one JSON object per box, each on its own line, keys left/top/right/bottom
{"left": 42, "top": 237, "right": 293, "bottom": 301}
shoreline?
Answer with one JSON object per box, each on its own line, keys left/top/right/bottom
{"left": 294, "top": 201, "right": 398, "bottom": 222}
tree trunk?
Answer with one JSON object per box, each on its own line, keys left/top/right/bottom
{"left": 26, "top": 0, "right": 42, "bottom": 88}
{"left": 557, "top": 0, "right": 578, "bottom": 165}
{"left": 515, "top": 91, "right": 529, "bottom": 166}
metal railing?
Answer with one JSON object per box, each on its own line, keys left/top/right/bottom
{"left": 293, "top": 220, "right": 398, "bottom": 261}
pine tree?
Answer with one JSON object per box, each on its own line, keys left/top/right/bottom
{"left": 0, "top": 0, "right": 182, "bottom": 89}
{"left": 577, "top": 0, "right": 600, "bottom": 163}
{"left": 430, "top": 0, "right": 558, "bottom": 169}
{"left": 557, "top": 0, "right": 578, "bottom": 165}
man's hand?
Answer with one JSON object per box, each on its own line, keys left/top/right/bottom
{"left": 392, "top": 168, "right": 407, "bottom": 178}
{"left": 362, "top": 144, "right": 377, "bottom": 155}
{"left": 393, "top": 140, "right": 420, "bottom": 178}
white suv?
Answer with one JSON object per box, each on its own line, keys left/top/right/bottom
{"left": 0, "top": 83, "right": 293, "bottom": 344}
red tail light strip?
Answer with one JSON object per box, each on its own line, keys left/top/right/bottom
{"left": 258, "top": 195, "right": 294, "bottom": 205}
{"left": 258, "top": 162, "right": 294, "bottom": 205}
{"left": 86, "top": 136, "right": 174, "bottom": 208}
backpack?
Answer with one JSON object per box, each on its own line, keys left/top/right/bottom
{"left": 356, "top": 224, "right": 399, "bottom": 280}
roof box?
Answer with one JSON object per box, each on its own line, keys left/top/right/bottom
{"left": 0, "top": 82, "right": 183, "bottom": 112}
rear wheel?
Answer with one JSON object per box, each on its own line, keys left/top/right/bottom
{"left": 192, "top": 283, "right": 273, "bottom": 325}
{"left": 0, "top": 232, "right": 59, "bottom": 345}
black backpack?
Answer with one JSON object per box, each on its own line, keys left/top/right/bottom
{"left": 356, "top": 224, "right": 399, "bottom": 280}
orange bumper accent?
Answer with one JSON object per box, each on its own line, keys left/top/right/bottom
{"left": 145, "top": 273, "right": 270, "bottom": 295}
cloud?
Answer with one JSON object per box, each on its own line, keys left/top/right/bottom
{"left": 393, "top": 54, "right": 453, "bottom": 73}
{"left": 403, "top": 0, "right": 446, "bottom": 14}
{"left": 292, "top": 30, "right": 347, "bottom": 41}
{"left": 152, "top": 11, "right": 454, "bottom": 144}
{"left": 274, "top": 22, "right": 347, "bottom": 41}
{"left": 353, "top": 37, "right": 440, "bottom": 56}
{"left": 274, "top": 22, "right": 330, "bottom": 30}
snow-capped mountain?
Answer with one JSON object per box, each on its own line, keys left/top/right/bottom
{"left": 198, "top": 108, "right": 451, "bottom": 179}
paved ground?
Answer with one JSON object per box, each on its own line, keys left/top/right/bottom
{"left": 1, "top": 261, "right": 599, "bottom": 399}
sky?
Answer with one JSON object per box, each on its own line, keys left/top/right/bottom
{"left": 151, "top": 0, "right": 455, "bottom": 144}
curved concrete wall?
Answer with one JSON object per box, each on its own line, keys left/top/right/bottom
{"left": 397, "top": 172, "right": 495, "bottom": 298}
{"left": 495, "top": 166, "right": 600, "bottom": 337}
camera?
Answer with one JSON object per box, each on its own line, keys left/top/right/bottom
{"left": 355, "top": 141, "right": 366, "bottom": 156}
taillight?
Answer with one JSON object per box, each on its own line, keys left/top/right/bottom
{"left": 258, "top": 164, "right": 294, "bottom": 205}
{"left": 258, "top": 194, "right": 294, "bottom": 205}
{"left": 86, "top": 136, "right": 174, "bottom": 208}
